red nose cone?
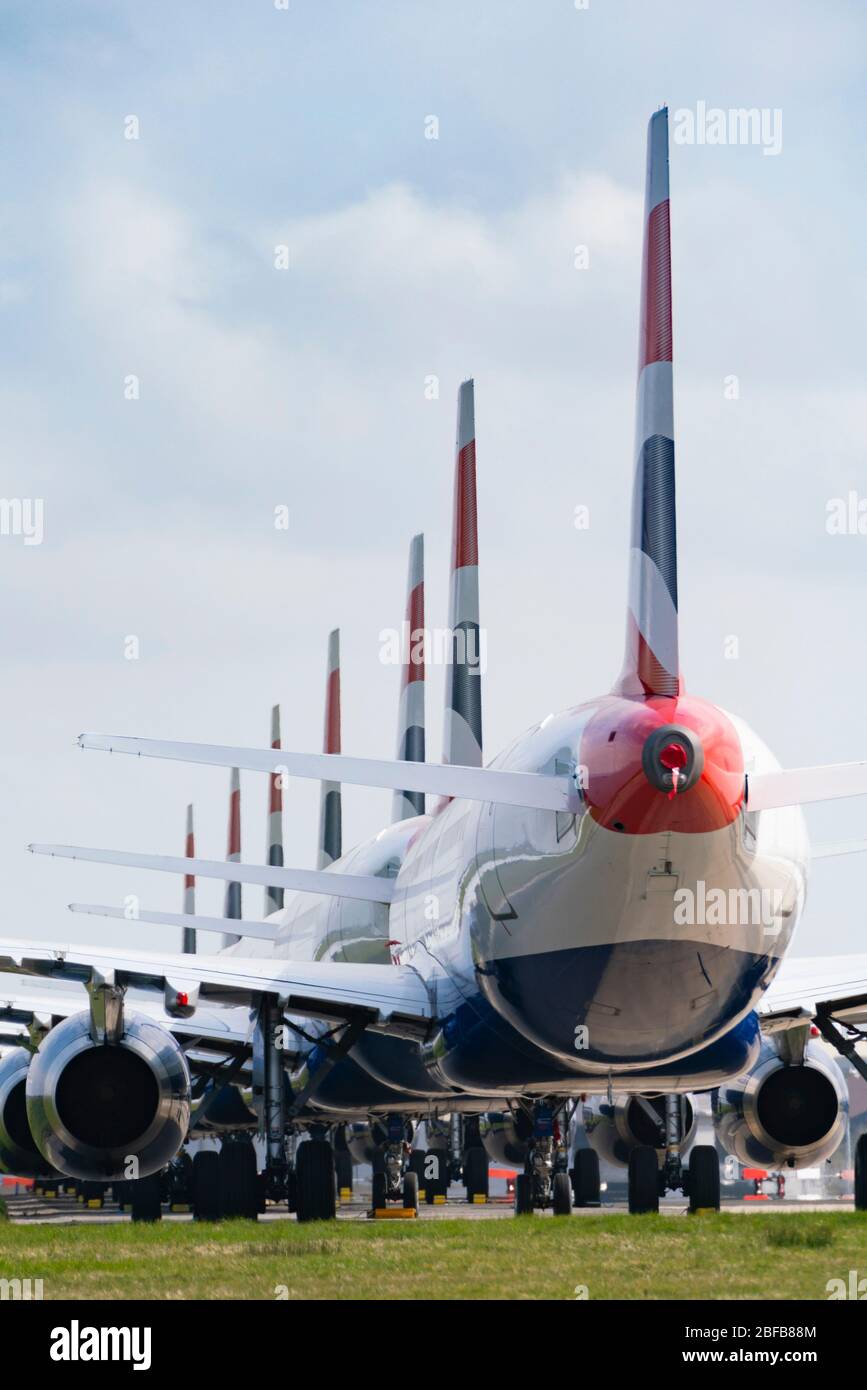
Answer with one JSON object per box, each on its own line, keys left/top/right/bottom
{"left": 659, "top": 741, "right": 688, "bottom": 771}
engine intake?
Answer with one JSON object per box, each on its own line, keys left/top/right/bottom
{"left": 26, "top": 1010, "right": 191, "bottom": 1181}
{"left": 0, "top": 1049, "right": 52, "bottom": 1178}
{"left": 714, "top": 1041, "right": 847, "bottom": 1170}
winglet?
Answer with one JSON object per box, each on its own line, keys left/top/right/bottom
{"left": 266, "top": 704, "right": 284, "bottom": 914}
{"left": 393, "top": 533, "right": 426, "bottom": 821}
{"left": 443, "top": 379, "right": 483, "bottom": 771}
{"left": 318, "top": 628, "right": 343, "bottom": 867}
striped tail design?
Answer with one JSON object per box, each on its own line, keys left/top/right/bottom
{"left": 265, "top": 704, "right": 284, "bottom": 914}
{"left": 317, "top": 627, "right": 342, "bottom": 867}
{"left": 443, "top": 379, "right": 483, "bottom": 771}
{"left": 223, "top": 766, "right": 242, "bottom": 945}
{"left": 392, "top": 532, "right": 426, "bottom": 822}
{"left": 617, "top": 107, "right": 681, "bottom": 701}
{"left": 182, "top": 803, "right": 196, "bottom": 954}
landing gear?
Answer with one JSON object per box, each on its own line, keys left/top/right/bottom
{"left": 220, "top": 1136, "right": 259, "bottom": 1220}
{"left": 514, "top": 1101, "right": 572, "bottom": 1214}
{"left": 192, "top": 1150, "right": 222, "bottom": 1220}
{"left": 628, "top": 1146, "right": 659, "bottom": 1214}
{"left": 296, "top": 1138, "right": 336, "bottom": 1222}
{"left": 464, "top": 1145, "right": 489, "bottom": 1203}
{"left": 571, "top": 1148, "right": 601, "bottom": 1207}
{"left": 687, "top": 1145, "right": 721, "bottom": 1213}
{"left": 371, "top": 1115, "right": 416, "bottom": 1211}
{"left": 855, "top": 1134, "right": 867, "bottom": 1211}
{"left": 402, "top": 1171, "right": 419, "bottom": 1213}
{"left": 129, "top": 1173, "right": 163, "bottom": 1223}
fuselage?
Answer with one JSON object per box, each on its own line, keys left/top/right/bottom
{"left": 230, "top": 692, "right": 808, "bottom": 1106}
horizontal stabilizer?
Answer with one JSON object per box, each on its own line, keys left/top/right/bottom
{"left": 748, "top": 762, "right": 867, "bottom": 812}
{"left": 78, "top": 733, "right": 574, "bottom": 812}
{"left": 68, "top": 903, "right": 280, "bottom": 942}
{"left": 30, "top": 844, "right": 394, "bottom": 904}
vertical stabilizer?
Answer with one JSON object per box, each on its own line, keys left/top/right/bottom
{"left": 182, "top": 803, "right": 196, "bottom": 954}
{"left": 265, "top": 704, "right": 284, "bottom": 914}
{"left": 317, "top": 628, "right": 342, "bottom": 867}
{"left": 392, "top": 532, "right": 426, "bottom": 821}
{"left": 443, "top": 379, "right": 483, "bottom": 770}
{"left": 223, "top": 766, "right": 242, "bottom": 945}
{"left": 617, "top": 107, "right": 681, "bottom": 700}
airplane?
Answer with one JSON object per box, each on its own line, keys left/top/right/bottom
{"left": 2, "top": 106, "right": 867, "bottom": 1222}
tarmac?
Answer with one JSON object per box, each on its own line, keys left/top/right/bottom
{"left": 1, "top": 1189, "right": 854, "bottom": 1225}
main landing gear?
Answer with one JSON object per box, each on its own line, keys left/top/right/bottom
{"left": 627, "top": 1095, "right": 720, "bottom": 1214}
{"left": 514, "top": 1102, "right": 577, "bottom": 1215}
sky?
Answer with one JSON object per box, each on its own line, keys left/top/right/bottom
{"left": 1, "top": 0, "right": 867, "bottom": 961}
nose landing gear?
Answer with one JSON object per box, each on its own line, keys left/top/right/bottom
{"left": 515, "top": 1102, "right": 574, "bottom": 1215}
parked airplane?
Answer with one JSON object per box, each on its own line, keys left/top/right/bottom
{"left": 2, "top": 107, "right": 867, "bottom": 1221}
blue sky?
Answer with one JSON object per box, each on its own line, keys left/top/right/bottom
{"left": 1, "top": 0, "right": 867, "bottom": 955}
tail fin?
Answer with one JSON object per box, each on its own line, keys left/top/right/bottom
{"left": 392, "top": 532, "right": 426, "bottom": 821}
{"left": 317, "top": 628, "right": 342, "bottom": 867}
{"left": 265, "top": 704, "right": 284, "bottom": 914}
{"left": 443, "top": 379, "right": 483, "bottom": 769}
{"left": 617, "top": 107, "right": 680, "bottom": 700}
{"left": 223, "top": 766, "right": 242, "bottom": 945}
{"left": 182, "top": 803, "right": 196, "bottom": 954}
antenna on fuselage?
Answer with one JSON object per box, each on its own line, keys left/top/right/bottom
{"left": 317, "top": 628, "right": 342, "bottom": 866}
{"left": 617, "top": 106, "right": 681, "bottom": 701}
{"left": 392, "top": 532, "right": 426, "bottom": 822}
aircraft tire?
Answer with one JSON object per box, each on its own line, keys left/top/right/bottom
{"left": 552, "top": 1171, "right": 573, "bottom": 1215}
{"left": 855, "top": 1134, "right": 867, "bottom": 1211}
{"left": 372, "top": 1171, "right": 388, "bottom": 1209}
{"left": 192, "top": 1150, "right": 222, "bottom": 1221}
{"left": 402, "top": 1171, "right": 419, "bottom": 1212}
{"left": 464, "top": 1146, "right": 489, "bottom": 1201}
{"left": 628, "top": 1146, "right": 659, "bottom": 1214}
{"left": 295, "top": 1139, "right": 336, "bottom": 1222}
{"left": 220, "top": 1138, "right": 258, "bottom": 1220}
{"left": 129, "top": 1174, "right": 163, "bottom": 1223}
{"left": 571, "top": 1149, "right": 601, "bottom": 1207}
{"left": 688, "top": 1145, "right": 720, "bottom": 1213}
{"left": 514, "top": 1172, "right": 534, "bottom": 1214}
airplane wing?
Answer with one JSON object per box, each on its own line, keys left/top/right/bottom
{"left": 760, "top": 954, "right": 867, "bottom": 1034}
{"left": 0, "top": 937, "right": 434, "bottom": 1041}
{"left": 748, "top": 762, "right": 867, "bottom": 811}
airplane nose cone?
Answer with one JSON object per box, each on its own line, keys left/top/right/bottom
{"left": 641, "top": 723, "right": 704, "bottom": 795}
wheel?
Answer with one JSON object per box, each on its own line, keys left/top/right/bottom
{"left": 295, "top": 1139, "right": 336, "bottom": 1222}
{"left": 220, "top": 1139, "right": 259, "bottom": 1220}
{"left": 424, "top": 1149, "right": 445, "bottom": 1204}
{"left": 514, "top": 1173, "right": 534, "bottom": 1215}
{"left": 192, "top": 1150, "right": 222, "bottom": 1221}
{"left": 688, "top": 1145, "right": 720, "bottom": 1213}
{"left": 571, "top": 1149, "right": 601, "bottom": 1207}
{"left": 335, "top": 1149, "right": 353, "bottom": 1197}
{"left": 464, "top": 1146, "right": 489, "bottom": 1202}
{"left": 552, "top": 1171, "right": 573, "bottom": 1215}
{"left": 855, "top": 1134, "right": 867, "bottom": 1211}
{"left": 129, "top": 1174, "right": 162, "bottom": 1223}
{"left": 628, "top": 1146, "right": 659, "bottom": 1214}
{"left": 402, "top": 1171, "right": 419, "bottom": 1212}
{"left": 287, "top": 1165, "right": 297, "bottom": 1213}
{"left": 372, "top": 1172, "right": 388, "bottom": 1209}
{"left": 408, "top": 1148, "right": 426, "bottom": 1196}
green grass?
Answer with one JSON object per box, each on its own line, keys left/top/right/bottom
{"left": 0, "top": 1212, "right": 865, "bottom": 1299}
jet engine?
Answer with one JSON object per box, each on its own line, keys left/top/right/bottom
{"left": 479, "top": 1109, "right": 534, "bottom": 1166}
{"left": 0, "top": 1049, "right": 53, "bottom": 1178}
{"left": 581, "top": 1095, "right": 696, "bottom": 1168}
{"left": 25, "top": 1011, "right": 191, "bottom": 1181}
{"left": 714, "top": 1040, "right": 848, "bottom": 1170}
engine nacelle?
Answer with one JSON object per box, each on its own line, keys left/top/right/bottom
{"left": 479, "top": 1110, "right": 534, "bottom": 1166}
{"left": 714, "top": 1040, "right": 848, "bottom": 1171}
{"left": 581, "top": 1095, "right": 696, "bottom": 1169}
{"left": 26, "top": 1011, "right": 191, "bottom": 1181}
{"left": 0, "top": 1049, "right": 53, "bottom": 1178}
